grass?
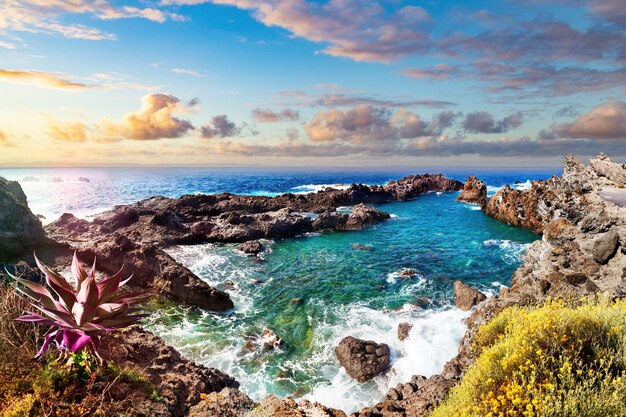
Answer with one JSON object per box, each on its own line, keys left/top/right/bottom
{"left": 430, "top": 297, "right": 626, "bottom": 417}
{"left": 0, "top": 279, "right": 160, "bottom": 417}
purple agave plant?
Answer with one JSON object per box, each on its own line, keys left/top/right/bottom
{"left": 8, "top": 253, "right": 150, "bottom": 359}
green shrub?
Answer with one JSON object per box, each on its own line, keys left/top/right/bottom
{"left": 430, "top": 297, "right": 626, "bottom": 417}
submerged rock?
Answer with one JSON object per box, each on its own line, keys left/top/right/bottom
{"left": 335, "top": 336, "right": 391, "bottom": 383}
{"left": 453, "top": 281, "right": 486, "bottom": 311}
{"left": 457, "top": 176, "right": 487, "bottom": 209}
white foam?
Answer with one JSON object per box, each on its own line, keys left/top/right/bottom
{"left": 512, "top": 180, "right": 532, "bottom": 190}
{"left": 486, "top": 185, "right": 503, "bottom": 194}
{"left": 291, "top": 184, "right": 350, "bottom": 194}
{"left": 302, "top": 305, "right": 469, "bottom": 412}
{"left": 483, "top": 239, "right": 528, "bottom": 264}
{"left": 386, "top": 269, "right": 426, "bottom": 285}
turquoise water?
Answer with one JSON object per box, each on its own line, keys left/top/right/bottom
{"left": 142, "top": 192, "right": 538, "bottom": 411}
{"left": 0, "top": 168, "right": 551, "bottom": 411}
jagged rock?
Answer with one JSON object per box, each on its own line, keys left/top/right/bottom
{"left": 593, "top": 228, "right": 620, "bottom": 264}
{"left": 101, "top": 326, "right": 240, "bottom": 417}
{"left": 249, "top": 396, "right": 347, "bottom": 417}
{"left": 453, "top": 281, "right": 486, "bottom": 311}
{"left": 457, "top": 176, "right": 487, "bottom": 208}
{"left": 0, "top": 177, "right": 46, "bottom": 260}
{"left": 335, "top": 336, "right": 391, "bottom": 383}
{"left": 237, "top": 240, "right": 264, "bottom": 255}
{"left": 397, "top": 322, "right": 413, "bottom": 341}
{"left": 589, "top": 153, "right": 626, "bottom": 185}
{"left": 187, "top": 388, "right": 254, "bottom": 417}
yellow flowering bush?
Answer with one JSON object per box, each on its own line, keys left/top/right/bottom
{"left": 430, "top": 297, "right": 626, "bottom": 417}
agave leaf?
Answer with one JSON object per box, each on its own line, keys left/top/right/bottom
{"left": 94, "top": 302, "right": 128, "bottom": 320}
{"left": 109, "top": 291, "right": 151, "bottom": 305}
{"left": 76, "top": 273, "right": 99, "bottom": 306}
{"left": 71, "top": 302, "right": 97, "bottom": 327}
{"left": 35, "top": 255, "right": 77, "bottom": 310}
{"left": 71, "top": 252, "right": 88, "bottom": 288}
{"left": 11, "top": 276, "right": 58, "bottom": 310}
{"left": 17, "top": 312, "right": 67, "bottom": 328}
{"left": 96, "top": 267, "right": 124, "bottom": 303}
{"left": 35, "top": 330, "right": 59, "bottom": 358}
{"left": 98, "top": 314, "right": 147, "bottom": 328}
{"left": 31, "top": 303, "right": 77, "bottom": 327}
{"left": 61, "top": 330, "right": 92, "bottom": 353}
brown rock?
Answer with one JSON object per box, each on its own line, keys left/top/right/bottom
{"left": 335, "top": 336, "right": 391, "bottom": 383}
{"left": 237, "top": 240, "right": 264, "bottom": 255}
{"left": 397, "top": 323, "right": 413, "bottom": 341}
{"left": 453, "top": 281, "right": 487, "bottom": 311}
{"left": 456, "top": 176, "right": 487, "bottom": 209}
{"left": 593, "top": 228, "right": 620, "bottom": 264}
{"left": 187, "top": 387, "right": 254, "bottom": 417}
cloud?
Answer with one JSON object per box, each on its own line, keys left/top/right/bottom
{"left": 275, "top": 89, "right": 456, "bottom": 109}
{"left": 0, "top": 69, "right": 92, "bottom": 90}
{"left": 549, "top": 101, "right": 626, "bottom": 140}
{"left": 554, "top": 105, "right": 580, "bottom": 118}
{"left": 0, "top": 40, "right": 16, "bottom": 49}
{"left": 463, "top": 112, "right": 524, "bottom": 134}
{"left": 164, "top": 0, "right": 432, "bottom": 63}
{"left": 171, "top": 68, "right": 203, "bottom": 77}
{"left": 0, "top": 130, "right": 7, "bottom": 143}
{"left": 200, "top": 115, "right": 240, "bottom": 138}
{"left": 46, "top": 118, "right": 90, "bottom": 143}
{"left": 101, "top": 93, "right": 196, "bottom": 140}
{"left": 252, "top": 108, "right": 300, "bottom": 123}
{"left": 303, "top": 105, "right": 459, "bottom": 144}
{"left": 0, "top": 0, "right": 184, "bottom": 41}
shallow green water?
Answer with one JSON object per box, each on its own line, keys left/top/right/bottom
{"left": 143, "top": 191, "right": 538, "bottom": 411}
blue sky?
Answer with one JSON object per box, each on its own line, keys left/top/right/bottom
{"left": 0, "top": 0, "right": 624, "bottom": 167}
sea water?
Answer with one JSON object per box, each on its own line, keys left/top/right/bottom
{"left": 0, "top": 167, "right": 556, "bottom": 412}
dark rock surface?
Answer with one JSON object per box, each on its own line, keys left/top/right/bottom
{"left": 0, "top": 177, "right": 46, "bottom": 260}
{"left": 335, "top": 336, "right": 391, "bottom": 383}
{"left": 100, "top": 326, "right": 243, "bottom": 417}
{"left": 453, "top": 280, "right": 487, "bottom": 311}
{"left": 45, "top": 174, "right": 459, "bottom": 311}
{"left": 187, "top": 388, "right": 255, "bottom": 417}
{"left": 237, "top": 239, "right": 264, "bottom": 255}
{"left": 456, "top": 176, "right": 487, "bottom": 209}
{"left": 248, "top": 396, "right": 347, "bottom": 417}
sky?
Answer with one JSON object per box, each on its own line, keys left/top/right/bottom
{"left": 0, "top": 0, "right": 625, "bottom": 168}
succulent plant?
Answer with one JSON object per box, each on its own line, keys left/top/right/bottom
{"left": 8, "top": 253, "right": 149, "bottom": 359}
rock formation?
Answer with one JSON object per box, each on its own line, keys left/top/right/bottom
{"left": 453, "top": 281, "right": 487, "bottom": 311}
{"left": 352, "top": 154, "right": 626, "bottom": 416}
{"left": 397, "top": 322, "right": 413, "bottom": 341}
{"left": 456, "top": 176, "right": 487, "bottom": 209}
{"left": 0, "top": 177, "right": 46, "bottom": 260}
{"left": 45, "top": 174, "right": 460, "bottom": 311}
{"left": 335, "top": 336, "right": 391, "bottom": 383}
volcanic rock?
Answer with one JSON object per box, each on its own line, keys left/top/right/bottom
{"left": 335, "top": 336, "right": 391, "bottom": 383}
{"left": 456, "top": 176, "right": 487, "bottom": 208}
{"left": 593, "top": 228, "right": 620, "bottom": 264}
{"left": 453, "top": 281, "right": 486, "bottom": 311}
{"left": 0, "top": 177, "right": 46, "bottom": 260}
{"left": 249, "top": 396, "right": 347, "bottom": 417}
{"left": 237, "top": 240, "right": 264, "bottom": 255}
{"left": 187, "top": 388, "right": 254, "bottom": 417}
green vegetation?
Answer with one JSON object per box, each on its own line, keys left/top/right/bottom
{"left": 0, "top": 265, "right": 156, "bottom": 417}
{"left": 431, "top": 297, "right": 626, "bottom": 417}
{"left": 8, "top": 253, "right": 150, "bottom": 359}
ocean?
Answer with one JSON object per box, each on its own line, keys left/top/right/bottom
{"left": 0, "top": 167, "right": 558, "bottom": 412}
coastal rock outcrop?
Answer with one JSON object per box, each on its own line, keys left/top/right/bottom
{"left": 248, "top": 396, "right": 347, "bottom": 417}
{"left": 0, "top": 177, "right": 46, "bottom": 260}
{"left": 453, "top": 281, "right": 486, "bottom": 311}
{"left": 335, "top": 336, "right": 391, "bottom": 383}
{"left": 187, "top": 388, "right": 254, "bottom": 417}
{"left": 355, "top": 154, "right": 626, "bottom": 417}
{"left": 237, "top": 240, "right": 264, "bottom": 255}
{"left": 397, "top": 322, "right": 413, "bottom": 341}
{"left": 101, "top": 326, "right": 242, "bottom": 417}
{"left": 456, "top": 176, "right": 487, "bottom": 209}
{"left": 45, "top": 174, "right": 459, "bottom": 310}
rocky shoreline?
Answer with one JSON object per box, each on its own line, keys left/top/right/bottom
{"left": 1, "top": 155, "right": 625, "bottom": 416}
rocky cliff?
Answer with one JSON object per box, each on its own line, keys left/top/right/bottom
{"left": 0, "top": 177, "right": 46, "bottom": 260}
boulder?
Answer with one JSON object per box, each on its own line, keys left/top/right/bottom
{"left": 0, "top": 177, "right": 46, "bottom": 260}
{"left": 453, "top": 281, "right": 487, "bottom": 311}
{"left": 456, "top": 176, "right": 487, "bottom": 208}
{"left": 593, "top": 228, "right": 620, "bottom": 264}
{"left": 237, "top": 240, "right": 264, "bottom": 255}
{"left": 249, "top": 396, "right": 346, "bottom": 417}
{"left": 335, "top": 336, "right": 391, "bottom": 382}
{"left": 397, "top": 322, "right": 413, "bottom": 341}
